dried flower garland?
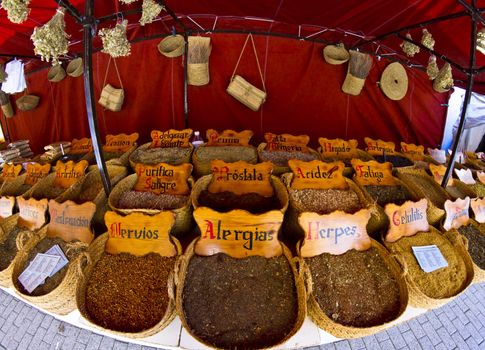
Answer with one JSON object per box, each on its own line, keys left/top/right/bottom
{"left": 426, "top": 55, "right": 439, "bottom": 80}
{"left": 421, "top": 29, "right": 435, "bottom": 50}
{"left": 119, "top": 0, "right": 138, "bottom": 4}
{"left": 140, "top": 0, "right": 164, "bottom": 26}
{"left": 400, "top": 33, "right": 420, "bottom": 57}
{"left": 31, "top": 8, "right": 69, "bottom": 66}
{"left": 99, "top": 20, "right": 131, "bottom": 58}
{"left": 0, "top": 65, "right": 7, "bottom": 83}
{"left": 477, "top": 29, "right": 485, "bottom": 55}
{"left": 1, "top": 0, "right": 31, "bottom": 24}
{"left": 433, "top": 63, "right": 453, "bottom": 93}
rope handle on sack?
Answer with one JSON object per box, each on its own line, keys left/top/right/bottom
{"left": 102, "top": 57, "right": 124, "bottom": 89}
{"left": 231, "top": 33, "right": 266, "bottom": 92}
{"left": 15, "top": 230, "right": 34, "bottom": 251}
{"left": 291, "top": 255, "right": 313, "bottom": 300}
{"left": 75, "top": 251, "right": 92, "bottom": 279}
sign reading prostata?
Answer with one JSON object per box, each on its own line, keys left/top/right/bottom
{"left": 364, "top": 137, "right": 396, "bottom": 156}
{"left": 206, "top": 129, "right": 253, "bottom": 146}
{"left": 47, "top": 200, "right": 96, "bottom": 244}
{"left": 384, "top": 199, "right": 429, "bottom": 242}
{"left": 53, "top": 160, "right": 88, "bottom": 189}
{"left": 25, "top": 163, "right": 51, "bottom": 186}
{"left": 103, "top": 132, "right": 139, "bottom": 153}
{"left": 288, "top": 159, "right": 348, "bottom": 190}
{"left": 134, "top": 162, "right": 192, "bottom": 195}
{"left": 318, "top": 138, "right": 358, "bottom": 158}
{"left": 150, "top": 129, "right": 193, "bottom": 148}
{"left": 400, "top": 142, "right": 424, "bottom": 161}
{"left": 351, "top": 159, "right": 397, "bottom": 186}
{"left": 263, "top": 133, "right": 309, "bottom": 153}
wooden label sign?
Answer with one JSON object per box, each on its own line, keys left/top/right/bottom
{"left": 288, "top": 160, "right": 348, "bottom": 190}
{"left": 443, "top": 197, "right": 470, "bottom": 231}
{"left": 401, "top": 142, "right": 425, "bottom": 161}
{"left": 1, "top": 163, "right": 22, "bottom": 181}
{"left": 454, "top": 168, "right": 476, "bottom": 185}
{"left": 69, "top": 138, "right": 93, "bottom": 154}
{"left": 150, "top": 129, "right": 193, "bottom": 148}
{"left": 318, "top": 138, "right": 358, "bottom": 158}
{"left": 263, "top": 133, "right": 310, "bottom": 153}
{"left": 103, "top": 132, "right": 139, "bottom": 153}
{"left": 384, "top": 199, "right": 429, "bottom": 242}
{"left": 351, "top": 159, "right": 397, "bottom": 186}
{"left": 48, "top": 200, "right": 95, "bottom": 244}
{"left": 53, "top": 160, "right": 88, "bottom": 189}
{"left": 105, "top": 211, "right": 177, "bottom": 257}
{"left": 0, "top": 196, "right": 14, "bottom": 219}
{"left": 471, "top": 198, "right": 485, "bottom": 223}
{"left": 17, "top": 198, "right": 48, "bottom": 230}
{"left": 428, "top": 148, "right": 446, "bottom": 164}
{"left": 194, "top": 207, "right": 283, "bottom": 258}
{"left": 429, "top": 164, "right": 453, "bottom": 186}
{"left": 478, "top": 171, "right": 485, "bottom": 184}
{"left": 25, "top": 163, "right": 51, "bottom": 186}
{"left": 134, "top": 163, "right": 192, "bottom": 195}
{"left": 206, "top": 129, "right": 253, "bottom": 146}
{"left": 208, "top": 160, "right": 274, "bottom": 197}
{"left": 299, "top": 209, "right": 371, "bottom": 257}
{"left": 364, "top": 137, "right": 396, "bottom": 156}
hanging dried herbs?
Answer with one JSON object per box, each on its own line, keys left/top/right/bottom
{"left": 0, "top": 64, "right": 7, "bottom": 83}
{"left": 421, "top": 29, "right": 435, "bottom": 50}
{"left": 426, "top": 55, "right": 439, "bottom": 80}
{"left": 1, "top": 0, "right": 31, "bottom": 24}
{"left": 140, "top": 0, "right": 164, "bottom": 26}
{"left": 119, "top": 0, "right": 138, "bottom": 4}
{"left": 400, "top": 33, "right": 420, "bottom": 57}
{"left": 99, "top": 20, "right": 131, "bottom": 58}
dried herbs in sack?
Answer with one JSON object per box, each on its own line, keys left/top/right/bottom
{"left": 364, "top": 137, "right": 414, "bottom": 168}
{"left": 83, "top": 133, "right": 138, "bottom": 168}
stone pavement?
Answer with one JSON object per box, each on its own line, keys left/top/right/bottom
{"left": 0, "top": 283, "right": 483, "bottom": 350}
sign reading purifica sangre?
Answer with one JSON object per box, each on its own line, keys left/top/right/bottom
{"left": 384, "top": 199, "right": 429, "bottom": 242}
{"left": 53, "top": 160, "right": 88, "bottom": 188}
{"left": 364, "top": 137, "right": 396, "bottom": 155}
{"left": 288, "top": 159, "right": 348, "bottom": 190}
{"left": 103, "top": 132, "right": 139, "bottom": 153}
{"left": 134, "top": 162, "right": 192, "bottom": 195}
{"left": 150, "top": 129, "right": 193, "bottom": 148}
{"left": 206, "top": 129, "right": 253, "bottom": 146}
{"left": 264, "top": 133, "right": 310, "bottom": 153}
{"left": 17, "top": 198, "right": 48, "bottom": 230}
{"left": 25, "top": 163, "right": 51, "bottom": 186}
{"left": 47, "top": 200, "right": 96, "bottom": 244}
{"left": 318, "top": 137, "right": 358, "bottom": 158}
{"left": 351, "top": 159, "right": 397, "bottom": 186}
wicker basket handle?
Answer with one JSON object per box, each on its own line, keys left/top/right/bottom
{"left": 230, "top": 33, "right": 266, "bottom": 92}
{"left": 291, "top": 256, "right": 313, "bottom": 300}
{"left": 102, "top": 57, "right": 124, "bottom": 89}
{"left": 173, "top": 254, "right": 186, "bottom": 287}
{"left": 75, "top": 251, "right": 92, "bottom": 279}
{"left": 391, "top": 253, "right": 408, "bottom": 277}
{"left": 167, "top": 270, "right": 175, "bottom": 301}
{"left": 15, "top": 230, "right": 34, "bottom": 251}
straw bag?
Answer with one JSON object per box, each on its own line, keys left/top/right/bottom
{"left": 16, "top": 94, "right": 40, "bottom": 111}
{"left": 66, "top": 57, "right": 83, "bottom": 77}
{"left": 158, "top": 34, "right": 185, "bottom": 58}
{"left": 1, "top": 102, "right": 13, "bottom": 118}
{"left": 227, "top": 33, "right": 267, "bottom": 111}
{"left": 98, "top": 58, "right": 124, "bottom": 112}
{"left": 47, "top": 65, "right": 66, "bottom": 82}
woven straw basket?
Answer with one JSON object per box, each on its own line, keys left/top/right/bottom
{"left": 188, "top": 63, "right": 210, "bottom": 86}
{"left": 11, "top": 225, "right": 92, "bottom": 315}
{"left": 66, "top": 57, "right": 83, "bottom": 77}
{"left": 453, "top": 178, "right": 485, "bottom": 198}
{"left": 1, "top": 102, "right": 14, "bottom": 118}
{"left": 47, "top": 65, "right": 66, "bottom": 82}
{"left": 318, "top": 148, "right": 375, "bottom": 177}
{"left": 257, "top": 143, "right": 321, "bottom": 175}
{"left": 0, "top": 174, "right": 29, "bottom": 197}
{"left": 323, "top": 44, "right": 350, "bottom": 65}
{"left": 77, "top": 232, "right": 182, "bottom": 338}
{"left": 108, "top": 174, "right": 193, "bottom": 238}
{"left": 84, "top": 144, "right": 137, "bottom": 170}
{"left": 303, "top": 239, "right": 409, "bottom": 338}
{"left": 129, "top": 142, "right": 193, "bottom": 171}
{"left": 157, "top": 35, "right": 185, "bottom": 58}
{"left": 445, "top": 179, "right": 477, "bottom": 200}
{"left": 24, "top": 171, "right": 87, "bottom": 201}
{"left": 175, "top": 238, "right": 307, "bottom": 349}
{"left": 16, "top": 95, "right": 40, "bottom": 111}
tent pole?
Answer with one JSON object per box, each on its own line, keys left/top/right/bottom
{"left": 458, "top": 0, "right": 485, "bottom": 25}
{"left": 183, "top": 32, "right": 189, "bottom": 128}
{"left": 82, "top": 0, "right": 111, "bottom": 195}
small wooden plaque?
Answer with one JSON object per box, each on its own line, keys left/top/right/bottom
{"left": 0, "top": 196, "right": 15, "bottom": 219}
{"left": 427, "top": 148, "right": 446, "bottom": 164}
{"left": 150, "top": 129, "right": 193, "bottom": 148}
{"left": 134, "top": 163, "right": 192, "bottom": 195}
{"left": 194, "top": 207, "right": 283, "bottom": 258}
{"left": 471, "top": 198, "right": 485, "bottom": 223}
{"left": 103, "top": 133, "right": 139, "bottom": 153}
{"left": 105, "top": 211, "right": 177, "bottom": 257}
{"left": 384, "top": 199, "right": 429, "bottom": 242}
{"left": 443, "top": 197, "right": 470, "bottom": 231}
{"left": 478, "top": 171, "right": 485, "bottom": 184}
{"left": 364, "top": 137, "right": 396, "bottom": 156}
{"left": 351, "top": 159, "right": 397, "bottom": 186}
{"left": 264, "top": 133, "right": 310, "bottom": 153}
{"left": 454, "top": 168, "right": 476, "bottom": 185}
{"left": 53, "top": 160, "right": 88, "bottom": 189}
{"left": 47, "top": 200, "right": 96, "bottom": 244}
{"left": 429, "top": 164, "right": 453, "bottom": 186}
{"left": 206, "top": 129, "right": 253, "bottom": 146}
{"left": 208, "top": 160, "right": 274, "bottom": 197}
{"left": 25, "top": 163, "right": 51, "bottom": 186}
{"left": 17, "top": 197, "right": 48, "bottom": 230}
{"left": 1, "top": 164, "right": 22, "bottom": 181}
{"left": 318, "top": 138, "right": 358, "bottom": 158}
{"left": 401, "top": 142, "right": 424, "bottom": 161}
{"left": 299, "top": 209, "right": 372, "bottom": 257}
{"left": 69, "top": 138, "right": 93, "bottom": 154}
{"left": 288, "top": 160, "right": 348, "bottom": 190}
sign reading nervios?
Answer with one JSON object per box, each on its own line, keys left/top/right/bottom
{"left": 384, "top": 199, "right": 429, "bottom": 242}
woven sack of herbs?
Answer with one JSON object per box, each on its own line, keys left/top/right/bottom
{"left": 257, "top": 142, "right": 320, "bottom": 175}
{"left": 82, "top": 144, "right": 137, "bottom": 169}
{"left": 0, "top": 174, "right": 32, "bottom": 197}
{"left": 129, "top": 142, "right": 193, "bottom": 171}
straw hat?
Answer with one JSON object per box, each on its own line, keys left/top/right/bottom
{"left": 66, "top": 57, "right": 83, "bottom": 77}
{"left": 379, "top": 62, "right": 408, "bottom": 100}
{"left": 47, "top": 65, "right": 66, "bottom": 82}
{"left": 157, "top": 35, "right": 185, "bottom": 58}
{"left": 16, "top": 95, "right": 40, "bottom": 111}
{"left": 323, "top": 44, "right": 350, "bottom": 65}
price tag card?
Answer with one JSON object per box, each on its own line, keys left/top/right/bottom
{"left": 17, "top": 198, "right": 48, "bottom": 230}
{"left": 47, "top": 200, "right": 96, "bottom": 244}
{"left": 288, "top": 160, "right": 348, "bottom": 190}
{"left": 384, "top": 199, "right": 429, "bottom": 242}
{"left": 150, "top": 129, "right": 193, "bottom": 148}
{"left": 103, "top": 133, "right": 139, "bottom": 153}
{"left": 454, "top": 168, "right": 476, "bottom": 185}
{"left": 53, "top": 160, "right": 88, "bottom": 189}
{"left": 25, "top": 163, "right": 51, "bottom": 186}
{"left": 68, "top": 138, "right": 93, "bottom": 154}
{"left": 364, "top": 137, "right": 396, "bottom": 156}
{"left": 105, "top": 211, "right": 177, "bottom": 257}
{"left": 194, "top": 207, "right": 283, "bottom": 258}
{"left": 401, "top": 142, "right": 425, "bottom": 161}
{"left": 429, "top": 164, "right": 453, "bottom": 186}
{"left": 263, "top": 133, "right": 310, "bottom": 153}
{"left": 18, "top": 253, "right": 60, "bottom": 293}
{"left": 478, "top": 171, "right": 485, "bottom": 184}
{"left": 1, "top": 163, "right": 22, "bottom": 181}
{"left": 44, "top": 245, "right": 69, "bottom": 276}
{"left": 351, "top": 159, "right": 397, "bottom": 186}
{"left": 471, "top": 198, "right": 485, "bottom": 223}
{"left": 134, "top": 163, "right": 192, "bottom": 195}
{"left": 0, "top": 196, "right": 14, "bottom": 219}
{"left": 318, "top": 138, "right": 358, "bottom": 158}
{"left": 206, "top": 129, "right": 253, "bottom": 147}
{"left": 412, "top": 245, "right": 448, "bottom": 273}
{"left": 298, "top": 209, "right": 371, "bottom": 257}
{"left": 443, "top": 197, "right": 470, "bottom": 231}
{"left": 428, "top": 148, "right": 447, "bottom": 164}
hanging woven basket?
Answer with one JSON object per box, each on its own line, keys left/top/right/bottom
{"left": 47, "top": 65, "right": 66, "bottom": 82}
{"left": 157, "top": 35, "right": 185, "bottom": 58}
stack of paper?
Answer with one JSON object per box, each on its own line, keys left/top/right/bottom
{"left": 8, "top": 139, "right": 33, "bottom": 159}
{"left": 40, "top": 141, "right": 71, "bottom": 161}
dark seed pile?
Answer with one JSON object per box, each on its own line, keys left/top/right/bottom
{"left": 260, "top": 150, "right": 319, "bottom": 167}
{"left": 374, "top": 155, "right": 413, "bottom": 167}
{"left": 0, "top": 227, "right": 23, "bottom": 271}
{"left": 364, "top": 185, "right": 412, "bottom": 206}
{"left": 198, "top": 190, "right": 281, "bottom": 214}
{"left": 458, "top": 225, "right": 485, "bottom": 269}
{"left": 118, "top": 191, "right": 189, "bottom": 210}
{"left": 290, "top": 188, "right": 362, "bottom": 214}
{"left": 33, "top": 185, "right": 65, "bottom": 200}
{"left": 398, "top": 173, "right": 447, "bottom": 208}
{"left": 132, "top": 147, "right": 192, "bottom": 165}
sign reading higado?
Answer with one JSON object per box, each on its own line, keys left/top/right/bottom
{"left": 288, "top": 160, "right": 348, "bottom": 190}
{"left": 68, "top": 138, "right": 93, "bottom": 154}
{"left": 364, "top": 137, "right": 396, "bottom": 156}
{"left": 1, "top": 163, "right": 22, "bottom": 181}
{"left": 206, "top": 129, "right": 253, "bottom": 147}
{"left": 134, "top": 162, "right": 192, "bottom": 196}
{"left": 478, "top": 171, "right": 485, "bottom": 184}
{"left": 208, "top": 160, "right": 274, "bottom": 197}
{"left": 384, "top": 199, "right": 429, "bottom": 243}
{"left": 298, "top": 209, "right": 372, "bottom": 257}
{"left": 103, "top": 132, "right": 139, "bottom": 153}
{"left": 429, "top": 164, "right": 453, "bottom": 186}
{"left": 400, "top": 142, "right": 425, "bottom": 161}
{"left": 263, "top": 133, "right": 310, "bottom": 153}
{"left": 47, "top": 200, "right": 96, "bottom": 244}
{"left": 105, "top": 211, "right": 177, "bottom": 257}
{"left": 471, "top": 198, "right": 485, "bottom": 223}
{"left": 17, "top": 198, "right": 48, "bottom": 230}
{"left": 443, "top": 197, "right": 470, "bottom": 231}
{"left": 194, "top": 207, "right": 283, "bottom": 258}
{"left": 53, "top": 160, "right": 89, "bottom": 189}
{"left": 0, "top": 196, "right": 14, "bottom": 219}
{"left": 150, "top": 129, "right": 193, "bottom": 148}
{"left": 454, "top": 168, "right": 476, "bottom": 185}
{"left": 428, "top": 148, "right": 446, "bottom": 164}
{"left": 25, "top": 163, "right": 51, "bottom": 186}
{"left": 318, "top": 137, "right": 358, "bottom": 158}
{"left": 351, "top": 159, "right": 397, "bottom": 186}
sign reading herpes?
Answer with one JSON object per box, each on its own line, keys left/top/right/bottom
{"left": 264, "top": 133, "right": 310, "bottom": 153}
{"left": 288, "top": 160, "right": 348, "bottom": 190}
{"left": 17, "top": 198, "right": 48, "bottom": 230}
{"left": 134, "top": 163, "right": 192, "bottom": 195}
{"left": 364, "top": 137, "right": 396, "bottom": 156}
{"left": 443, "top": 197, "right": 470, "bottom": 231}
{"left": 384, "top": 199, "right": 429, "bottom": 243}
{"left": 103, "top": 132, "right": 139, "bottom": 153}
{"left": 47, "top": 200, "right": 96, "bottom": 244}
{"left": 25, "top": 163, "right": 51, "bottom": 186}
{"left": 351, "top": 159, "right": 397, "bottom": 186}
{"left": 206, "top": 129, "right": 253, "bottom": 146}
{"left": 150, "top": 129, "right": 193, "bottom": 148}
{"left": 318, "top": 138, "right": 358, "bottom": 158}
{"left": 401, "top": 142, "right": 425, "bottom": 161}
{"left": 53, "top": 160, "right": 88, "bottom": 189}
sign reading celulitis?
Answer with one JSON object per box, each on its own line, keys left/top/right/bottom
{"left": 53, "top": 160, "right": 88, "bottom": 189}
{"left": 133, "top": 162, "right": 192, "bottom": 195}
{"left": 68, "top": 138, "right": 93, "bottom": 154}
{"left": 318, "top": 137, "right": 358, "bottom": 158}
{"left": 194, "top": 207, "right": 283, "bottom": 258}
{"left": 150, "top": 129, "right": 193, "bottom": 148}
{"left": 0, "top": 196, "right": 15, "bottom": 219}
{"left": 105, "top": 211, "right": 177, "bottom": 257}
{"left": 288, "top": 159, "right": 348, "bottom": 190}
{"left": 103, "top": 132, "right": 139, "bottom": 153}
{"left": 1, "top": 163, "right": 22, "bottom": 181}
{"left": 17, "top": 197, "right": 48, "bottom": 230}
{"left": 471, "top": 198, "right": 485, "bottom": 223}
{"left": 208, "top": 160, "right": 274, "bottom": 197}
{"left": 298, "top": 209, "right": 371, "bottom": 257}
{"left": 364, "top": 137, "right": 396, "bottom": 156}
{"left": 351, "top": 159, "right": 397, "bottom": 186}
{"left": 47, "top": 200, "right": 96, "bottom": 244}
{"left": 429, "top": 164, "right": 453, "bottom": 186}
{"left": 263, "top": 133, "right": 310, "bottom": 153}
{"left": 206, "top": 129, "right": 253, "bottom": 147}
{"left": 443, "top": 197, "right": 470, "bottom": 231}
{"left": 384, "top": 199, "right": 429, "bottom": 243}
{"left": 400, "top": 142, "right": 425, "bottom": 161}
{"left": 25, "top": 163, "right": 51, "bottom": 186}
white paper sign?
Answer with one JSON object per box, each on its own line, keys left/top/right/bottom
{"left": 45, "top": 245, "right": 69, "bottom": 276}
{"left": 412, "top": 245, "right": 449, "bottom": 273}
{"left": 18, "top": 253, "right": 60, "bottom": 293}
{"left": 478, "top": 171, "right": 485, "bottom": 184}
{"left": 443, "top": 197, "right": 470, "bottom": 231}
{"left": 454, "top": 169, "right": 476, "bottom": 185}
{"left": 471, "top": 198, "right": 485, "bottom": 223}
{"left": 428, "top": 148, "right": 446, "bottom": 164}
